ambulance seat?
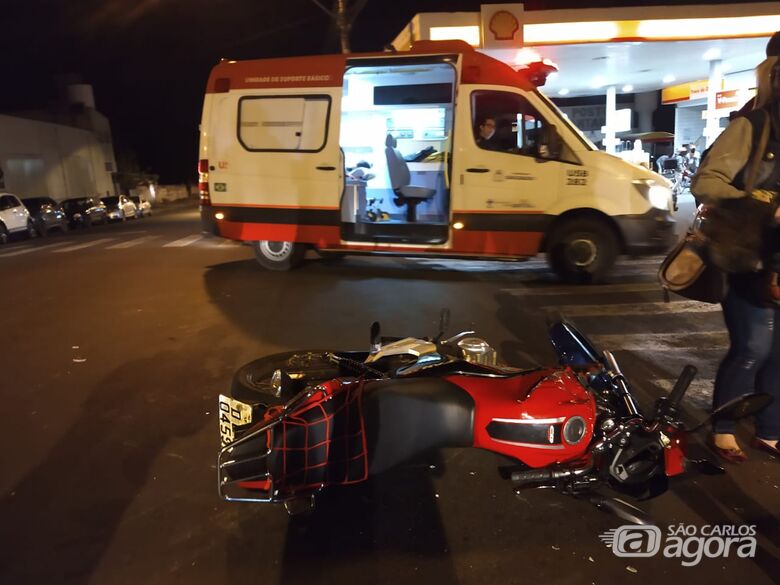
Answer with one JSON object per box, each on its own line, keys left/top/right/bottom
{"left": 384, "top": 134, "right": 436, "bottom": 223}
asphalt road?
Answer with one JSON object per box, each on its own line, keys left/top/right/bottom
{"left": 0, "top": 202, "right": 778, "bottom": 585}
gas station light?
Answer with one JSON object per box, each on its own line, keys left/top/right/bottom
{"left": 429, "top": 26, "right": 480, "bottom": 47}
{"left": 525, "top": 21, "right": 620, "bottom": 44}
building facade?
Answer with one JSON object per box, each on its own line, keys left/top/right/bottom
{"left": 0, "top": 84, "right": 117, "bottom": 201}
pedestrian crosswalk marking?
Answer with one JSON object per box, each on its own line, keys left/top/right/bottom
{"left": 163, "top": 235, "right": 203, "bottom": 247}
{"left": 0, "top": 242, "right": 70, "bottom": 257}
{"left": 505, "top": 282, "right": 661, "bottom": 296}
{"left": 106, "top": 236, "right": 159, "bottom": 249}
{"left": 591, "top": 331, "right": 728, "bottom": 352}
{"left": 651, "top": 378, "right": 716, "bottom": 409}
{"left": 53, "top": 238, "right": 116, "bottom": 253}
{"left": 548, "top": 300, "right": 720, "bottom": 317}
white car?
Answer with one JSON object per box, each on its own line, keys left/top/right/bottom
{"left": 0, "top": 193, "right": 36, "bottom": 244}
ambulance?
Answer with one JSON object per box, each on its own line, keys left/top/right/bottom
{"left": 198, "top": 40, "right": 675, "bottom": 282}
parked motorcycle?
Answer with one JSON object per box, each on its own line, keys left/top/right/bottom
{"left": 217, "top": 314, "right": 770, "bottom": 523}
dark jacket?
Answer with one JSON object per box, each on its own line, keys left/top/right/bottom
{"left": 691, "top": 105, "right": 780, "bottom": 305}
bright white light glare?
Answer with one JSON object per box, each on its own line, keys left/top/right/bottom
{"left": 663, "top": 74, "right": 676, "bottom": 84}
{"left": 515, "top": 47, "right": 542, "bottom": 66}
{"left": 622, "top": 84, "right": 634, "bottom": 93}
{"left": 637, "top": 15, "right": 780, "bottom": 40}
{"left": 452, "top": 221, "right": 465, "bottom": 230}
{"left": 590, "top": 76, "right": 607, "bottom": 89}
{"left": 558, "top": 88, "right": 570, "bottom": 96}
{"left": 215, "top": 212, "right": 225, "bottom": 220}
{"left": 430, "top": 26, "right": 481, "bottom": 47}
{"left": 649, "top": 185, "right": 670, "bottom": 210}
{"left": 525, "top": 21, "right": 619, "bottom": 44}
{"left": 703, "top": 48, "right": 722, "bottom": 61}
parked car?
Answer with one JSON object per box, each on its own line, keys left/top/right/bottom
{"left": 129, "top": 195, "right": 152, "bottom": 217}
{"left": 0, "top": 193, "right": 36, "bottom": 244}
{"left": 61, "top": 197, "right": 109, "bottom": 228}
{"left": 101, "top": 195, "right": 137, "bottom": 222}
{"left": 22, "top": 197, "right": 69, "bottom": 236}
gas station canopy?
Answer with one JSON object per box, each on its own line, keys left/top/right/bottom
{"left": 391, "top": 3, "right": 780, "bottom": 98}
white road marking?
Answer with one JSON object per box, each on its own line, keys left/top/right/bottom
{"left": 650, "top": 378, "right": 716, "bottom": 409}
{"left": 615, "top": 257, "right": 666, "bottom": 266}
{"left": 591, "top": 331, "right": 729, "bottom": 352}
{"left": 504, "top": 282, "right": 662, "bottom": 296}
{"left": 0, "top": 242, "right": 69, "bottom": 257}
{"left": 53, "top": 238, "right": 115, "bottom": 253}
{"left": 163, "top": 234, "right": 203, "bottom": 248}
{"left": 105, "top": 236, "right": 159, "bottom": 249}
{"left": 549, "top": 300, "right": 721, "bottom": 317}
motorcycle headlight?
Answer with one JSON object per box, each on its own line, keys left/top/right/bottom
{"left": 633, "top": 179, "right": 670, "bottom": 211}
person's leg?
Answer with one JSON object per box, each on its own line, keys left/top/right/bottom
{"left": 712, "top": 290, "right": 774, "bottom": 450}
{"left": 754, "top": 305, "right": 780, "bottom": 447}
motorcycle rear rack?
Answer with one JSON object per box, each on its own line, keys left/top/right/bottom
{"left": 217, "top": 387, "right": 323, "bottom": 504}
{"left": 218, "top": 379, "right": 369, "bottom": 504}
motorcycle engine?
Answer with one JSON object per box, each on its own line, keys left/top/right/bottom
{"left": 457, "top": 337, "right": 498, "bottom": 366}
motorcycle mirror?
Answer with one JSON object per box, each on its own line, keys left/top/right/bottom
{"left": 688, "top": 392, "right": 773, "bottom": 432}
{"left": 589, "top": 495, "right": 654, "bottom": 526}
{"left": 370, "top": 321, "right": 381, "bottom": 354}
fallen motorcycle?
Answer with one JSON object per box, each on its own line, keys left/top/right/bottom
{"left": 217, "top": 314, "right": 770, "bottom": 523}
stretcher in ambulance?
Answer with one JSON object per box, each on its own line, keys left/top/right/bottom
{"left": 199, "top": 40, "right": 675, "bottom": 282}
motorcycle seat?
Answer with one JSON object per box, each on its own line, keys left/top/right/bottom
{"left": 362, "top": 378, "right": 475, "bottom": 474}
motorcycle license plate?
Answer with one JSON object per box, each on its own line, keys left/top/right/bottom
{"left": 218, "top": 394, "right": 253, "bottom": 447}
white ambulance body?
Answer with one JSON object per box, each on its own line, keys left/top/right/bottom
{"left": 199, "top": 40, "right": 674, "bottom": 281}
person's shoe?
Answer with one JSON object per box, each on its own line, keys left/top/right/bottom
{"left": 750, "top": 437, "right": 780, "bottom": 457}
{"left": 708, "top": 435, "right": 748, "bottom": 463}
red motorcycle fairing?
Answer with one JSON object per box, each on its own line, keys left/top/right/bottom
{"left": 446, "top": 368, "right": 597, "bottom": 468}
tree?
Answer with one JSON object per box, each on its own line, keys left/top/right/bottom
{"left": 310, "top": 0, "right": 368, "bottom": 53}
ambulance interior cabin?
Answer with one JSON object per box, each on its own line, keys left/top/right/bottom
{"left": 339, "top": 61, "right": 455, "bottom": 244}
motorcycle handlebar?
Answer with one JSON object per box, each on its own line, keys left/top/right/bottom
{"left": 510, "top": 469, "right": 554, "bottom": 484}
{"left": 668, "top": 365, "right": 698, "bottom": 408}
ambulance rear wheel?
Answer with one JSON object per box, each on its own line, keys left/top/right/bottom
{"left": 546, "top": 217, "right": 618, "bottom": 284}
{"left": 252, "top": 240, "right": 306, "bottom": 271}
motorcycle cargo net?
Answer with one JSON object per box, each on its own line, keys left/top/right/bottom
{"left": 218, "top": 379, "right": 368, "bottom": 503}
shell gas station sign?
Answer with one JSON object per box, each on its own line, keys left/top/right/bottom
{"left": 481, "top": 3, "right": 524, "bottom": 48}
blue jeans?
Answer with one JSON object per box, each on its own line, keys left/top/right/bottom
{"left": 713, "top": 289, "right": 780, "bottom": 439}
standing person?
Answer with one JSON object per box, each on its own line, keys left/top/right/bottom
{"left": 691, "top": 31, "right": 780, "bottom": 462}
{"left": 686, "top": 145, "right": 701, "bottom": 174}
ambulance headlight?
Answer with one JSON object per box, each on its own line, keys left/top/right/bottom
{"left": 634, "top": 179, "right": 671, "bottom": 210}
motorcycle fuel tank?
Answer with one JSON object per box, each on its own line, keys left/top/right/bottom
{"left": 447, "top": 368, "right": 597, "bottom": 468}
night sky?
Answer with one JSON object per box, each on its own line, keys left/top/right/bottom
{"left": 1, "top": 0, "right": 763, "bottom": 183}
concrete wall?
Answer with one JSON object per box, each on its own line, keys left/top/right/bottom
{"left": 0, "top": 114, "right": 116, "bottom": 201}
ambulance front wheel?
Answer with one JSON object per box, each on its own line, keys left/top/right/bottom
{"left": 252, "top": 240, "right": 306, "bottom": 271}
{"left": 546, "top": 217, "right": 619, "bottom": 284}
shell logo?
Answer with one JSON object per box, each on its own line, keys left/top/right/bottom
{"left": 489, "top": 10, "right": 520, "bottom": 41}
